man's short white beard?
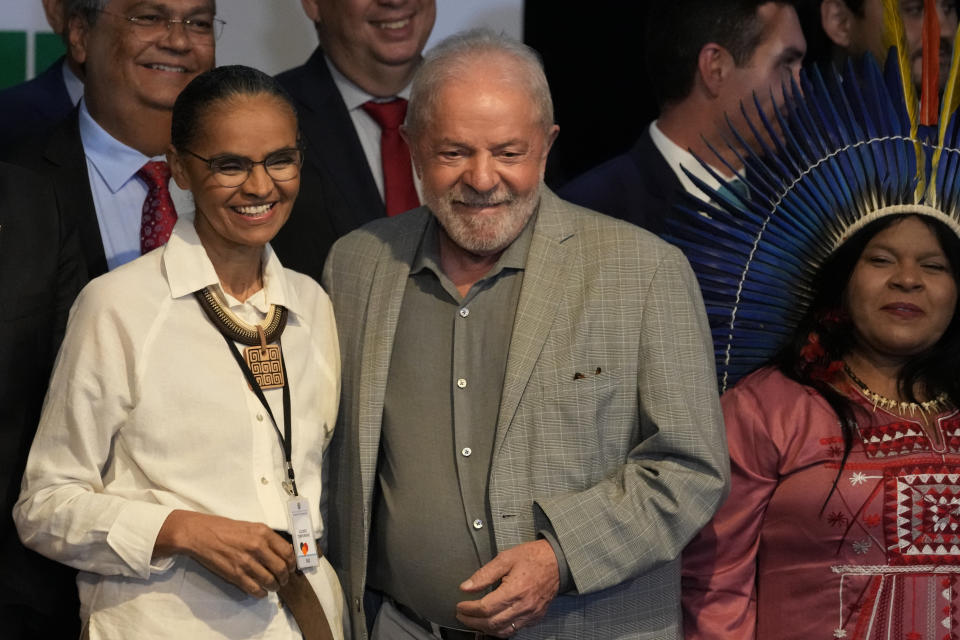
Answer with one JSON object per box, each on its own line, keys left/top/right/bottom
{"left": 426, "top": 183, "right": 542, "bottom": 256}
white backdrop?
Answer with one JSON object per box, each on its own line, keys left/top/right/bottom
{"left": 0, "top": 0, "right": 524, "bottom": 79}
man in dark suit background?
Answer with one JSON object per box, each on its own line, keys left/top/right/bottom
{"left": 0, "top": 161, "right": 86, "bottom": 638}
{"left": 272, "top": 0, "right": 435, "bottom": 281}
{"left": 4, "top": 0, "right": 217, "bottom": 279}
{"left": 0, "top": 0, "right": 83, "bottom": 150}
{"left": 559, "top": 1, "right": 806, "bottom": 235}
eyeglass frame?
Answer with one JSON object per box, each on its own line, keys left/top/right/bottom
{"left": 97, "top": 9, "right": 226, "bottom": 42}
{"left": 183, "top": 148, "right": 305, "bottom": 187}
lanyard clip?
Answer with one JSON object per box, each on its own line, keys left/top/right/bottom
{"left": 283, "top": 462, "right": 298, "bottom": 496}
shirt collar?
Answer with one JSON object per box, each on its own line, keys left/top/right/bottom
{"left": 78, "top": 99, "right": 161, "bottom": 193}
{"left": 325, "top": 54, "right": 412, "bottom": 111}
{"left": 649, "top": 119, "right": 735, "bottom": 201}
{"left": 162, "top": 212, "right": 302, "bottom": 316}
{"left": 61, "top": 59, "right": 83, "bottom": 106}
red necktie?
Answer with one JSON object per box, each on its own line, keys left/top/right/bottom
{"left": 138, "top": 160, "right": 178, "bottom": 254}
{"left": 362, "top": 99, "right": 419, "bottom": 216}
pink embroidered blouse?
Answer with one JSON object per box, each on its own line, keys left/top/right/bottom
{"left": 682, "top": 367, "right": 960, "bottom": 640}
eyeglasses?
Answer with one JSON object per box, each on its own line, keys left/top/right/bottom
{"left": 99, "top": 10, "right": 226, "bottom": 42}
{"left": 185, "top": 149, "right": 304, "bottom": 187}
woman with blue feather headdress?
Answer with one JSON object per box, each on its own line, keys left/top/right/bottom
{"left": 680, "top": 1, "right": 960, "bottom": 638}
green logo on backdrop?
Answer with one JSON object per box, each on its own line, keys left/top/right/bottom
{"left": 0, "top": 31, "right": 67, "bottom": 90}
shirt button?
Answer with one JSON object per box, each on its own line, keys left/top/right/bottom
{"left": 260, "top": 476, "right": 269, "bottom": 485}
{"left": 256, "top": 413, "right": 264, "bottom": 422}
{"left": 457, "top": 378, "right": 467, "bottom": 389}
{"left": 459, "top": 307, "right": 470, "bottom": 318}
{"left": 473, "top": 518, "right": 484, "bottom": 529}
{"left": 461, "top": 447, "right": 472, "bottom": 457}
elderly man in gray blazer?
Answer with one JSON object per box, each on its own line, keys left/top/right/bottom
{"left": 322, "top": 29, "right": 729, "bottom": 640}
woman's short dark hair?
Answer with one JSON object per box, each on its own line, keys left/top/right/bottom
{"left": 774, "top": 213, "right": 960, "bottom": 502}
{"left": 171, "top": 65, "right": 298, "bottom": 151}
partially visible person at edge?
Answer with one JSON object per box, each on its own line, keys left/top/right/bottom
{"left": 802, "top": 0, "right": 957, "bottom": 90}
{"left": 0, "top": 0, "right": 84, "bottom": 149}
{"left": 2, "top": 0, "right": 218, "bottom": 278}
{"left": 683, "top": 213, "right": 960, "bottom": 638}
{"left": 14, "top": 65, "right": 345, "bottom": 639}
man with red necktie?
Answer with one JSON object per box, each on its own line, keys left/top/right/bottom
{"left": 0, "top": 2, "right": 217, "bottom": 636}
{"left": 273, "top": 0, "right": 436, "bottom": 282}
{"left": 3, "top": 0, "right": 218, "bottom": 277}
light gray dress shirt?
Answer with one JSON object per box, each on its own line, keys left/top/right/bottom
{"left": 367, "top": 216, "right": 534, "bottom": 628}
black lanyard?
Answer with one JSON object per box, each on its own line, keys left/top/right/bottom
{"left": 219, "top": 332, "right": 298, "bottom": 497}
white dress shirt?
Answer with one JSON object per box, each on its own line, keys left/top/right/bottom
{"left": 649, "top": 119, "right": 730, "bottom": 201}
{"left": 61, "top": 59, "right": 83, "bottom": 106}
{"left": 78, "top": 100, "right": 192, "bottom": 270}
{"left": 14, "top": 214, "right": 344, "bottom": 639}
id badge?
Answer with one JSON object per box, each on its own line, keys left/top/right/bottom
{"left": 286, "top": 497, "right": 319, "bottom": 569}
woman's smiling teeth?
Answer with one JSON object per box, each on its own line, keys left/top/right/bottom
{"left": 233, "top": 203, "right": 273, "bottom": 217}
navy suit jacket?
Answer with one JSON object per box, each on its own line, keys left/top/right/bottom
{"left": 0, "top": 57, "right": 74, "bottom": 152}
{"left": 273, "top": 47, "right": 386, "bottom": 282}
{"left": 2, "top": 110, "right": 108, "bottom": 280}
{"left": 0, "top": 161, "right": 85, "bottom": 637}
{"left": 558, "top": 127, "right": 683, "bottom": 235}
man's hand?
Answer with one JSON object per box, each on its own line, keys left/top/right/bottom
{"left": 154, "top": 510, "right": 296, "bottom": 598}
{"left": 456, "top": 539, "right": 560, "bottom": 636}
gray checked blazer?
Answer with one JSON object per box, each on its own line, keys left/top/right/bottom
{"left": 321, "top": 188, "right": 729, "bottom": 639}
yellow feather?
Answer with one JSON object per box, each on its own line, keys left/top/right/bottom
{"left": 880, "top": 0, "right": 924, "bottom": 200}
{"left": 881, "top": 0, "right": 917, "bottom": 133}
{"left": 932, "top": 23, "right": 960, "bottom": 197}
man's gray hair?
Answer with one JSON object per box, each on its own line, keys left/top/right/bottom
{"left": 64, "top": 0, "right": 107, "bottom": 24}
{"left": 405, "top": 28, "right": 554, "bottom": 139}
{"left": 63, "top": 0, "right": 217, "bottom": 25}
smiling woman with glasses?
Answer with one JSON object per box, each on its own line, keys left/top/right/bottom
{"left": 14, "top": 65, "right": 345, "bottom": 640}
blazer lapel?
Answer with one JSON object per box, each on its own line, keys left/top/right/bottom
{"left": 293, "top": 49, "right": 384, "bottom": 232}
{"left": 494, "top": 189, "right": 575, "bottom": 454}
{"left": 356, "top": 211, "right": 430, "bottom": 516}
{"left": 43, "top": 113, "right": 108, "bottom": 278}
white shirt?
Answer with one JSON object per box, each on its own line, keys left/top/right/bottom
{"left": 61, "top": 59, "right": 83, "bottom": 106}
{"left": 78, "top": 100, "right": 192, "bottom": 270}
{"left": 649, "top": 119, "right": 728, "bottom": 201}
{"left": 14, "top": 215, "right": 344, "bottom": 639}
{"left": 326, "top": 56, "right": 421, "bottom": 202}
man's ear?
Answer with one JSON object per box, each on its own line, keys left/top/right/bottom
{"left": 821, "top": 0, "right": 854, "bottom": 48}
{"left": 42, "top": 0, "right": 65, "bottom": 34}
{"left": 697, "top": 42, "right": 735, "bottom": 98}
{"left": 543, "top": 124, "right": 559, "bottom": 156}
{"left": 167, "top": 146, "right": 191, "bottom": 191}
{"left": 301, "top": 0, "right": 321, "bottom": 23}
{"left": 67, "top": 14, "right": 90, "bottom": 65}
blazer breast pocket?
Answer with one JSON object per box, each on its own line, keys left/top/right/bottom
{"left": 542, "top": 366, "right": 633, "bottom": 475}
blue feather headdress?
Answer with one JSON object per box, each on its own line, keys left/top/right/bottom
{"left": 667, "top": 50, "right": 960, "bottom": 392}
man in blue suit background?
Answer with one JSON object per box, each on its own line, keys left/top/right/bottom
{"left": 0, "top": 0, "right": 84, "bottom": 150}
